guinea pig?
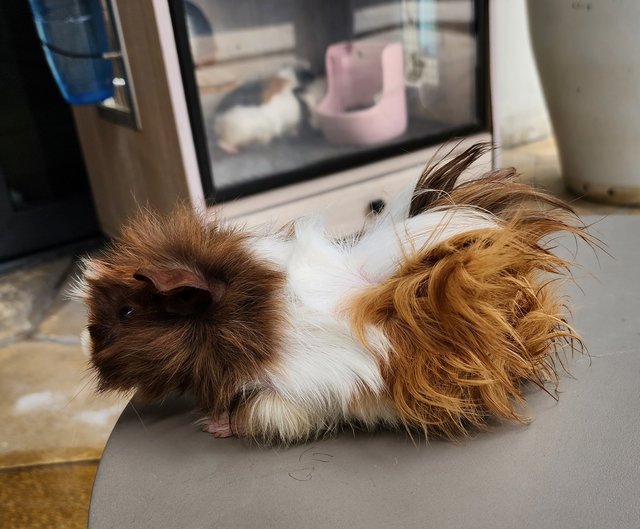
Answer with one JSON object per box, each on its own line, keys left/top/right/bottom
{"left": 214, "top": 67, "right": 302, "bottom": 154}
{"left": 75, "top": 144, "right": 589, "bottom": 444}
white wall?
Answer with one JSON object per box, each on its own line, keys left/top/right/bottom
{"left": 492, "top": 0, "right": 551, "bottom": 147}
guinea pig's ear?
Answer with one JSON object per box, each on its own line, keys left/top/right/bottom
{"left": 133, "top": 267, "right": 207, "bottom": 293}
{"left": 133, "top": 266, "right": 225, "bottom": 315}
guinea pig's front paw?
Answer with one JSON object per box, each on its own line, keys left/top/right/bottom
{"left": 217, "top": 141, "right": 239, "bottom": 155}
{"left": 201, "top": 414, "right": 234, "bottom": 438}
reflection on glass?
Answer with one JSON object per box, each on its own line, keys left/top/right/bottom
{"left": 181, "top": 0, "right": 480, "bottom": 195}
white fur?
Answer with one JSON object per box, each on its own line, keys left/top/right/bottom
{"left": 243, "top": 190, "right": 501, "bottom": 440}
{"left": 298, "top": 77, "right": 326, "bottom": 129}
{"left": 353, "top": 204, "right": 498, "bottom": 282}
{"left": 67, "top": 258, "right": 93, "bottom": 301}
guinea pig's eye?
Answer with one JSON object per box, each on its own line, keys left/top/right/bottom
{"left": 119, "top": 306, "right": 135, "bottom": 320}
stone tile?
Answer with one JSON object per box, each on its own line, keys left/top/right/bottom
{"left": 0, "top": 341, "right": 128, "bottom": 469}
{"left": 36, "top": 257, "right": 89, "bottom": 343}
{"left": 503, "top": 136, "right": 640, "bottom": 217}
{"left": 0, "top": 258, "right": 71, "bottom": 346}
{"left": 506, "top": 135, "right": 558, "bottom": 157}
{"left": 36, "top": 299, "right": 87, "bottom": 345}
{"left": 529, "top": 135, "right": 557, "bottom": 156}
{"left": 0, "top": 461, "right": 97, "bottom": 529}
{"left": 499, "top": 149, "right": 537, "bottom": 179}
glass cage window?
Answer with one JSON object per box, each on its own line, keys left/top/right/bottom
{"left": 177, "top": 0, "right": 484, "bottom": 199}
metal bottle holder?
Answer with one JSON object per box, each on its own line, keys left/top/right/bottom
{"left": 96, "top": 0, "right": 141, "bottom": 129}
{"left": 30, "top": 0, "right": 140, "bottom": 129}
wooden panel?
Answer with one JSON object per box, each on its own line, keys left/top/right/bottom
{"left": 72, "top": 0, "right": 202, "bottom": 237}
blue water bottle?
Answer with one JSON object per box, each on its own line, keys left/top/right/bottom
{"left": 28, "top": 0, "right": 115, "bottom": 104}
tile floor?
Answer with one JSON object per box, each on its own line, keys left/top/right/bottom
{"left": 1, "top": 136, "right": 638, "bottom": 528}
{"left": 0, "top": 258, "right": 128, "bottom": 528}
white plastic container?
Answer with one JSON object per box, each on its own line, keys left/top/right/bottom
{"left": 528, "top": 0, "right": 640, "bottom": 205}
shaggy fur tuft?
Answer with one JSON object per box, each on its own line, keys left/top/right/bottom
{"left": 351, "top": 144, "right": 588, "bottom": 438}
{"left": 349, "top": 222, "right": 581, "bottom": 438}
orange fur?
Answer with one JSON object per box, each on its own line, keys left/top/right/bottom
{"left": 261, "top": 76, "right": 289, "bottom": 103}
{"left": 350, "top": 146, "right": 590, "bottom": 439}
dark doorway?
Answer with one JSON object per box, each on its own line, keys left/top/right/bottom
{"left": 0, "top": 2, "right": 99, "bottom": 262}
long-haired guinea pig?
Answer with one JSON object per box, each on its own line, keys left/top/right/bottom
{"left": 213, "top": 67, "right": 302, "bottom": 154}
{"left": 75, "top": 144, "right": 590, "bottom": 445}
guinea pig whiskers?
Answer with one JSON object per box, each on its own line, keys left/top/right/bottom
{"left": 129, "top": 401, "right": 148, "bottom": 431}
{"left": 63, "top": 377, "right": 94, "bottom": 409}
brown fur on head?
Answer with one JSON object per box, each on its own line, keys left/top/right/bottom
{"left": 78, "top": 207, "right": 285, "bottom": 417}
{"left": 350, "top": 143, "right": 591, "bottom": 439}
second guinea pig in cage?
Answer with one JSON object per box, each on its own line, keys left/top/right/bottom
{"left": 213, "top": 67, "right": 305, "bottom": 154}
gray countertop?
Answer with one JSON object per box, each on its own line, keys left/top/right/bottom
{"left": 89, "top": 215, "right": 640, "bottom": 529}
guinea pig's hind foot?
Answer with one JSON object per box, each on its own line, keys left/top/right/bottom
{"left": 202, "top": 414, "right": 234, "bottom": 438}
